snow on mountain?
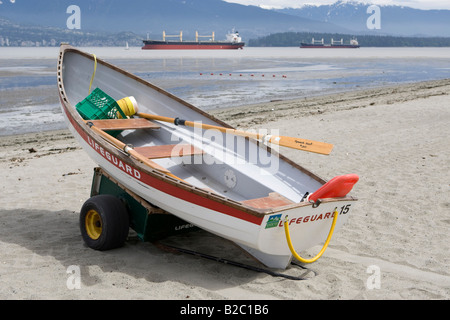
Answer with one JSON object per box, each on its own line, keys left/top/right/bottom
{"left": 276, "top": 1, "right": 450, "bottom": 36}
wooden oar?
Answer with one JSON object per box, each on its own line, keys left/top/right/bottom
{"left": 136, "top": 113, "right": 334, "bottom": 155}
{"left": 86, "top": 121, "right": 185, "bottom": 182}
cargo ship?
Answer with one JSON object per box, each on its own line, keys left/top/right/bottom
{"left": 301, "top": 38, "right": 360, "bottom": 49}
{"left": 142, "top": 30, "right": 245, "bottom": 50}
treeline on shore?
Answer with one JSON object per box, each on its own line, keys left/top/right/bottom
{"left": 248, "top": 32, "right": 450, "bottom": 47}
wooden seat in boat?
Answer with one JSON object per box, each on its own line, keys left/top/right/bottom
{"left": 241, "top": 192, "right": 294, "bottom": 209}
{"left": 134, "top": 144, "right": 204, "bottom": 159}
{"left": 88, "top": 118, "right": 161, "bottom": 131}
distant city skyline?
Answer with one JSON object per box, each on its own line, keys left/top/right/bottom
{"left": 223, "top": 0, "right": 450, "bottom": 10}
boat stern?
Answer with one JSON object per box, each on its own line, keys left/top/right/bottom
{"left": 239, "top": 197, "right": 357, "bottom": 269}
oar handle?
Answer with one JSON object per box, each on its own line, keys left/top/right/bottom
{"left": 141, "top": 114, "right": 176, "bottom": 124}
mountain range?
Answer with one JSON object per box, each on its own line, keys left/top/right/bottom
{"left": 276, "top": 1, "right": 450, "bottom": 37}
{"left": 1, "top": 0, "right": 449, "bottom": 45}
{"left": 0, "top": 0, "right": 349, "bottom": 40}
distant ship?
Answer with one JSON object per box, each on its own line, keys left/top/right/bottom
{"left": 142, "top": 30, "right": 245, "bottom": 50}
{"left": 301, "top": 38, "right": 360, "bottom": 49}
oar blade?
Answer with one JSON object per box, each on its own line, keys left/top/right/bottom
{"left": 270, "top": 135, "right": 334, "bottom": 155}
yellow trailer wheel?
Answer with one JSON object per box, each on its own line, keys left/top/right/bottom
{"left": 80, "top": 195, "right": 129, "bottom": 251}
{"left": 85, "top": 209, "right": 102, "bottom": 240}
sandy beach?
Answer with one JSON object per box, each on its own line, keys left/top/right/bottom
{"left": 0, "top": 79, "right": 449, "bottom": 300}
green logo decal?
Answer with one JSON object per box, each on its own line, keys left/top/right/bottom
{"left": 265, "top": 214, "right": 282, "bottom": 229}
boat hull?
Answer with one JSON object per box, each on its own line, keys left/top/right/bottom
{"left": 142, "top": 40, "right": 245, "bottom": 50}
{"left": 300, "top": 43, "right": 360, "bottom": 49}
{"left": 57, "top": 45, "right": 357, "bottom": 269}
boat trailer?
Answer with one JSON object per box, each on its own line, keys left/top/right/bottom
{"left": 81, "top": 167, "right": 315, "bottom": 281}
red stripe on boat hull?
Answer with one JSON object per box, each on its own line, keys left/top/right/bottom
{"left": 142, "top": 44, "right": 244, "bottom": 50}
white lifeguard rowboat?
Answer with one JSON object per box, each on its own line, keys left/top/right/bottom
{"left": 57, "top": 44, "right": 358, "bottom": 269}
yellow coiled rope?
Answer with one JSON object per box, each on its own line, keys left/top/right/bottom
{"left": 88, "top": 54, "right": 97, "bottom": 94}
{"left": 284, "top": 208, "right": 339, "bottom": 263}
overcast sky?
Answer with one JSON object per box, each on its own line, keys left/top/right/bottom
{"left": 223, "top": 0, "right": 450, "bottom": 10}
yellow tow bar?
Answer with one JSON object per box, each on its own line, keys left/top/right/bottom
{"left": 284, "top": 208, "right": 339, "bottom": 264}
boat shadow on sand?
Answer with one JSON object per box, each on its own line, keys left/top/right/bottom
{"left": 0, "top": 209, "right": 312, "bottom": 293}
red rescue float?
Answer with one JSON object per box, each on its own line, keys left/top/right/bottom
{"left": 308, "top": 174, "right": 359, "bottom": 203}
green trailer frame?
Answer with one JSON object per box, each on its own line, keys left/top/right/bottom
{"left": 89, "top": 167, "right": 199, "bottom": 243}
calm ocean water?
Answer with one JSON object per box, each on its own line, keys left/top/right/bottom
{"left": 1, "top": 46, "right": 450, "bottom": 136}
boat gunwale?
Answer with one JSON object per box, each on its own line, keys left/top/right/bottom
{"left": 57, "top": 44, "right": 353, "bottom": 218}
